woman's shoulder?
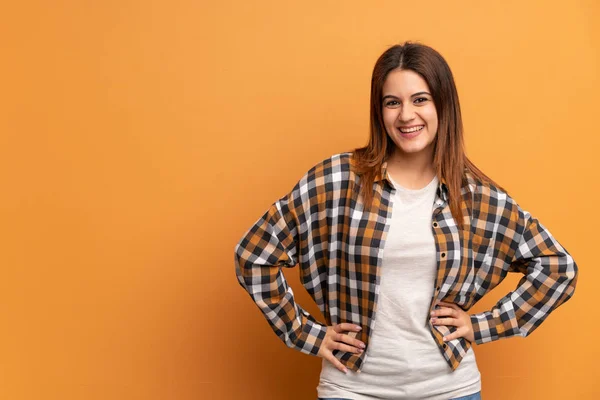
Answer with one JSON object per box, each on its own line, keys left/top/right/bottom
{"left": 313, "top": 151, "right": 354, "bottom": 169}
{"left": 284, "top": 152, "right": 356, "bottom": 205}
{"left": 463, "top": 169, "right": 519, "bottom": 215}
{"left": 302, "top": 151, "right": 355, "bottom": 182}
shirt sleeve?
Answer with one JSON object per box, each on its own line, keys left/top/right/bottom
{"left": 234, "top": 178, "right": 327, "bottom": 357}
{"left": 469, "top": 201, "right": 579, "bottom": 345}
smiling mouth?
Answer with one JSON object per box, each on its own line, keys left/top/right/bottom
{"left": 398, "top": 125, "right": 424, "bottom": 133}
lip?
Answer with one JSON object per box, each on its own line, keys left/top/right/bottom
{"left": 397, "top": 125, "right": 424, "bottom": 139}
{"left": 397, "top": 124, "right": 425, "bottom": 129}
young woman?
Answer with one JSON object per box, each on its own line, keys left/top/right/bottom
{"left": 234, "top": 42, "right": 578, "bottom": 400}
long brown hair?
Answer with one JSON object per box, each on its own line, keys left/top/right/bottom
{"left": 351, "top": 41, "right": 507, "bottom": 230}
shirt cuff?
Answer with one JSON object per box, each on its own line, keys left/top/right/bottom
{"left": 470, "top": 309, "right": 522, "bottom": 345}
{"left": 293, "top": 314, "right": 327, "bottom": 356}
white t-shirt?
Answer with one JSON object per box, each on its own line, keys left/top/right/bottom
{"left": 317, "top": 174, "right": 481, "bottom": 399}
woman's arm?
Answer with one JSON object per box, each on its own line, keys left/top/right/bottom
{"left": 234, "top": 174, "right": 328, "bottom": 356}
{"left": 469, "top": 201, "right": 579, "bottom": 344}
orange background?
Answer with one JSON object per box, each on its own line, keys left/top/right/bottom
{"left": 1, "top": 1, "right": 597, "bottom": 399}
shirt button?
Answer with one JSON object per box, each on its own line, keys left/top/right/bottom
{"left": 443, "top": 343, "right": 447, "bottom": 349}
{"left": 441, "top": 252, "right": 446, "bottom": 258}
{"left": 432, "top": 222, "right": 438, "bottom": 228}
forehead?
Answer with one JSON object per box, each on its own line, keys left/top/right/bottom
{"left": 382, "top": 69, "right": 430, "bottom": 95}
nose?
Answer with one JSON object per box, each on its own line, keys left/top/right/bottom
{"left": 398, "top": 104, "right": 416, "bottom": 122}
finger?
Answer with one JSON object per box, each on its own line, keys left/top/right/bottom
{"left": 443, "top": 328, "right": 464, "bottom": 342}
{"left": 337, "top": 323, "right": 362, "bottom": 333}
{"left": 433, "top": 307, "right": 456, "bottom": 317}
{"left": 325, "top": 352, "right": 349, "bottom": 374}
{"left": 437, "top": 301, "right": 458, "bottom": 309}
{"left": 442, "top": 333, "right": 456, "bottom": 342}
{"left": 432, "top": 317, "right": 458, "bottom": 326}
{"left": 439, "top": 301, "right": 467, "bottom": 313}
{"left": 333, "top": 342, "right": 364, "bottom": 354}
{"left": 332, "top": 333, "right": 365, "bottom": 353}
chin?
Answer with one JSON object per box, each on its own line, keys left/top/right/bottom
{"left": 394, "top": 142, "right": 436, "bottom": 157}
{"left": 397, "top": 143, "right": 429, "bottom": 153}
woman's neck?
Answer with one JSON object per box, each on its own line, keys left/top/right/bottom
{"left": 386, "top": 152, "right": 436, "bottom": 190}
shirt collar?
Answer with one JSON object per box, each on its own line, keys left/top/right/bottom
{"left": 375, "top": 159, "right": 449, "bottom": 202}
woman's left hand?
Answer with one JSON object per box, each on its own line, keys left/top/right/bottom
{"left": 430, "top": 301, "right": 475, "bottom": 343}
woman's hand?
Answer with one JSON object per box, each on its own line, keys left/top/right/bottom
{"left": 317, "top": 323, "right": 365, "bottom": 374}
{"left": 430, "top": 301, "right": 475, "bottom": 343}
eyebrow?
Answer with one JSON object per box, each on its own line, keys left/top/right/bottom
{"left": 382, "top": 91, "right": 431, "bottom": 101}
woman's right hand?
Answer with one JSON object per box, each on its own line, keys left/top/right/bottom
{"left": 317, "top": 323, "right": 366, "bottom": 374}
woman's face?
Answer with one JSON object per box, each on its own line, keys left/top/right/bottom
{"left": 381, "top": 68, "right": 438, "bottom": 160}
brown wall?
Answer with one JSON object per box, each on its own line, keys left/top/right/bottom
{"left": 1, "top": 1, "right": 597, "bottom": 399}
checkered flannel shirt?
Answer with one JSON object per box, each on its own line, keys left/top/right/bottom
{"left": 234, "top": 152, "right": 578, "bottom": 373}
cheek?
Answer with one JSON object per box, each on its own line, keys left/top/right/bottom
{"left": 424, "top": 107, "right": 438, "bottom": 125}
{"left": 382, "top": 111, "right": 396, "bottom": 127}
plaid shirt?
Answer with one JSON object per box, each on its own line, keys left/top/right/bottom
{"left": 234, "top": 152, "right": 578, "bottom": 373}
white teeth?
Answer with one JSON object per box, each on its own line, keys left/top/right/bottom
{"left": 399, "top": 126, "right": 424, "bottom": 133}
